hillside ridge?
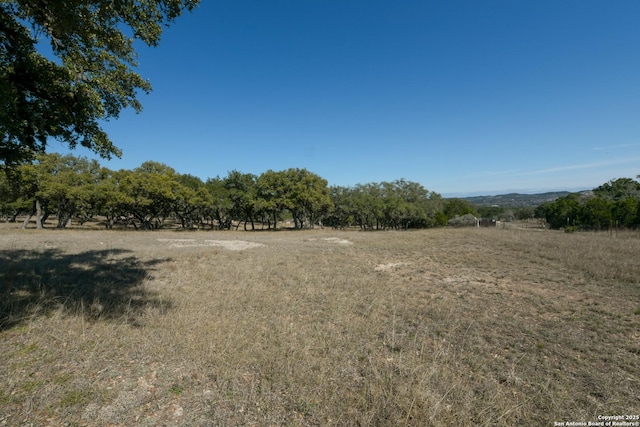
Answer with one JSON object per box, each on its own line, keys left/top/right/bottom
{"left": 461, "top": 191, "right": 573, "bottom": 207}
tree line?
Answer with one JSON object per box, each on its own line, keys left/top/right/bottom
{"left": 9, "top": 154, "right": 637, "bottom": 232}
{"left": 535, "top": 177, "right": 640, "bottom": 231}
{"left": 0, "top": 153, "right": 472, "bottom": 230}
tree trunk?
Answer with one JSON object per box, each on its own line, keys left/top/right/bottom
{"left": 22, "top": 199, "right": 44, "bottom": 229}
{"left": 40, "top": 205, "right": 49, "bottom": 226}
{"left": 34, "top": 198, "right": 43, "bottom": 229}
{"left": 21, "top": 212, "right": 32, "bottom": 229}
{"left": 57, "top": 209, "right": 72, "bottom": 228}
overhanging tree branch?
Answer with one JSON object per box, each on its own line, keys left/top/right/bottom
{"left": 0, "top": 0, "right": 199, "bottom": 167}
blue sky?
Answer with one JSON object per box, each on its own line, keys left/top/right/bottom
{"left": 55, "top": 0, "right": 640, "bottom": 196}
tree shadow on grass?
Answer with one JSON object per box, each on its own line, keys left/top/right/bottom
{"left": 0, "top": 248, "right": 172, "bottom": 330}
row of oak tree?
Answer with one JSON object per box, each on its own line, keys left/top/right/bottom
{"left": 3, "top": 154, "right": 637, "bottom": 231}
{"left": 0, "top": 153, "right": 469, "bottom": 230}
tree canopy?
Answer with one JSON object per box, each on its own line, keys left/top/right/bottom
{"left": 535, "top": 177, "right": 640, "bottom": 230}
{"left": 7, "top": 153, "right": 638, "bottom": 232}
{"left": 324, "top": 180, "right": 444, "bottom": 230}
{"left": 0, "top": 153, "right": 467, "bottom": 230}
{"left": 0, "top": 0, "right": 199, "bottom": 166}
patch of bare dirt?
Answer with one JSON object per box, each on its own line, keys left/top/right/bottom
{"left": 157, "top": 238, "right": 265, "bottom": 251}
{"left": 374, "top": 262, "right": 409, "bottom": 272}
{"left": 307, "top": 237, "right": 353, "bottom": 245}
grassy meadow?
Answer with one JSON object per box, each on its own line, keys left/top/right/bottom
{"left": 1, "top": 224, "right": 639, "bottom": 426}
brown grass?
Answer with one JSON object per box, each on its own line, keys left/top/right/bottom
{"left": 1, "top": 225, "right": 639, "bottom": 426}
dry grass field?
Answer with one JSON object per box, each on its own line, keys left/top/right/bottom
{"left": 1, "top": 224, "right": 639, "bottom": 426}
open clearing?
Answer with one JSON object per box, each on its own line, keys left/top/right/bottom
{"left": 1, "top": 226, "right": 639, "bottom": 426}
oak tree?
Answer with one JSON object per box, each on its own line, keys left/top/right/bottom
{"left": 0, "top": 0, "right": 199, "bottom": 166}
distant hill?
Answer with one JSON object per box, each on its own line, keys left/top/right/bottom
{"left": 461, "top": 191, "right": 573, "bottom": 207}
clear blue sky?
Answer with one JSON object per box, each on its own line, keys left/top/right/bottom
{"left": 56, "top": 0, "right": 640, "bottom": 196}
